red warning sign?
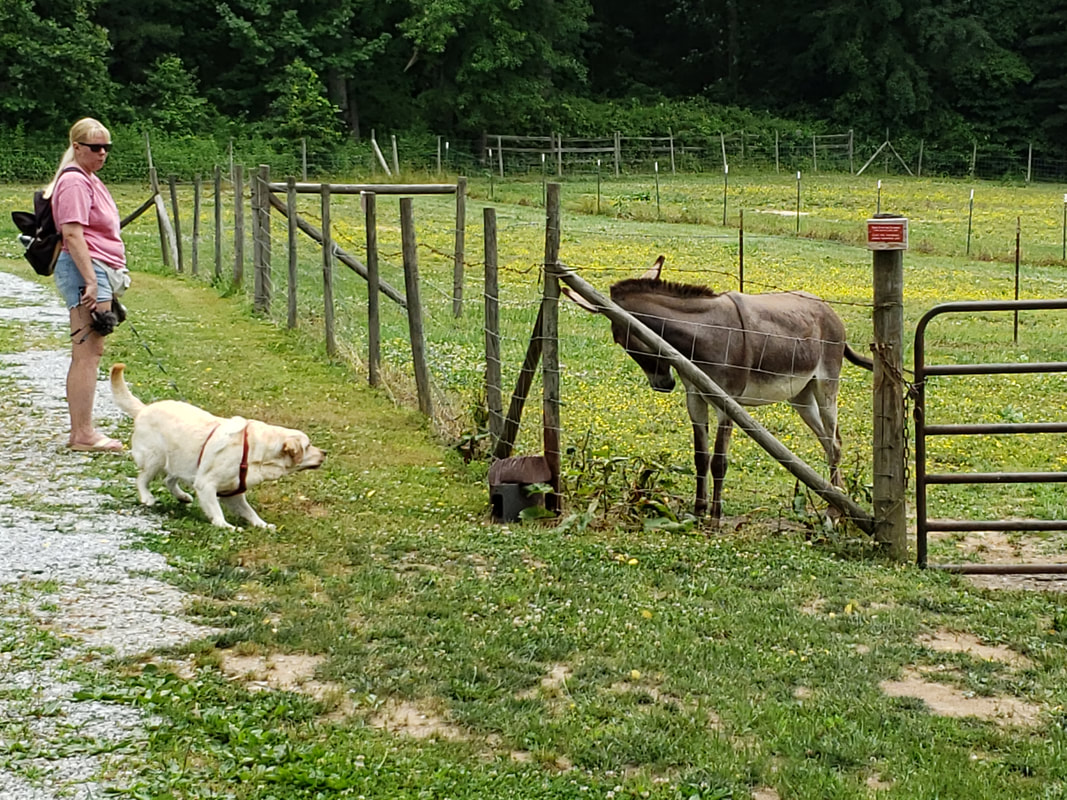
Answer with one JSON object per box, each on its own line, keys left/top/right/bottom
{"left": 866, "top": 217, "right": 908, "bottom": 250}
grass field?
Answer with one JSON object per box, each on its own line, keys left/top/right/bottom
{"left": 3, "top": 170, "right": 1067, "bottom": 798}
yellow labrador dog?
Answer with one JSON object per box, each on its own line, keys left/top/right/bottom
{"left": 110, "top": 364, "right": 325, "bottom": 529}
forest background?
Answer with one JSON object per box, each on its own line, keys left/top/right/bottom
{"left": 2, "top": 0, "right": 1067, "bottom": 180}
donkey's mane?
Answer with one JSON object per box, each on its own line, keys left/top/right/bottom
{"left": 610, "top": 277, "right": 722, "bottom": 301}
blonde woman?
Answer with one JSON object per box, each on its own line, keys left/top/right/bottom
{"left": 46, "top": 117, "right": 128, "bottom": 452}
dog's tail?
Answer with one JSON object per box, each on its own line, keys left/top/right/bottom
{"left": 109, "top": 363, "right": 146, "bottom": 418}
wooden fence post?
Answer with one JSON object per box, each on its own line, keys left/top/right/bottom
{"left": 253, "top": 164, "right": 272, "bottom": 315}
{"left": 484, "top": 207, "right": 503, "bottom": 449}
{"left": 364, "top": 191, "right": 381, "bottom": 387}
{"left": 233, "top": 165, "right": 245, "bottom": 286}
{"left": 264, "top": 191, "right": 406, "bottom": 307}
{"left": 192, "top": 174, "right": 201, "bottom": 277}
{"left": 149, "top": 167, "right": 176, "bottom": 270}
{"left": 870, "top": 215, "right": 908, "bottom": 559}
{"left": 494, "top": 306, "right": 543, "bottom": 461}
{"left": 286, "top": 176, "right": 298, "bottom": 329}
{"left": 452, "top": 176, "right": 467, "bottom": 318}
{"left": 543, "top": 183, "right": 562, "bottom": 511}
{"left": 400, "top": 197, "right": 433, "bottom": 417}
{"left": 168, "top": 174, "right": 183, "bottom": 272}
{"left": 251, "top": 166, "right": 262, "bottom": 297}
{"left": 321, "top": 183, "right": 336, "bottom": 357}
{"left": 213, "top": 166, "right": 222, "bottom": 279}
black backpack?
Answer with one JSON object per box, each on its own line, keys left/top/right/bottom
{"left": 11, "top": 166, "right": 83, "bottom": 277}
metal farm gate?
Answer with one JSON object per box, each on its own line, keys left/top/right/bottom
{"left": 914, "top": 298, "right": 1067, "bottom": 573}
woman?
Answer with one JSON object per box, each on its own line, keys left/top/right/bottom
{"left": 46, "top": 117, "right": 128, "bottom": 452}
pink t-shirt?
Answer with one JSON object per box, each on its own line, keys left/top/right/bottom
{"left": 52, "top": 168, "right": 126, "bottom": 268}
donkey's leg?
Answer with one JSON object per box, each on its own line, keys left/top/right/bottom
{"left": 812, "top": 378, "right": 844, "bottom": 486}
{"left": 686, "top": 390, "right": 710, "bottom": 516}
{"left": 790, "top": 383, "right": 842, "bottom": 485}
{"left": 710, "top": 414, "right": 734, "bottom": 520}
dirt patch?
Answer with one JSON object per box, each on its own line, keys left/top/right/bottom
{"left": 218, "top": 651, "right": 353, "bottom": 718}
{"left": 920, "top": 630, "right": 1032, "bottom": 669}
{"left": 866, "top": 773, "right": 892, "bottom": 791}
{"left": 541, "top": 663, "right": 571, "bottom": 692}
{"left": 798, "top": 599, "right": 824, "bottom": 615}
{"left": 516, "top": 662, "right": 572, "bottom": 704}
{"left": 929, "top": 530, "right": 1067, "bottom": 592}
{"left": 879, "top": 667, "right": 1042, "bottom": 726}
{"left": 369, "top": 699, "right": 468, "bottom": 741}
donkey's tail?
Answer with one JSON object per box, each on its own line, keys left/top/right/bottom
{"left": 844, "top": 344, "right": 874, "bottom": 371}
{"left": 109, "top": 363, "right": 146, "bottom": 418}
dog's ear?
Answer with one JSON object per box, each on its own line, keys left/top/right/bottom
{"left": 282, "top": 437, "right": 305, "bottom": 464}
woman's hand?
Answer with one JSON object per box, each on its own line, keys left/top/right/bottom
{"left": 79, "top": 283, "right": 98, "bottom": 312}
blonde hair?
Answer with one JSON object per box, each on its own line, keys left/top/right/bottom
{"left": 44, "top": 118, "right": 110, "bottom": 198}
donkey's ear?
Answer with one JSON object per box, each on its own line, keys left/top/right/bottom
{"left": 641, "top": 255, "right": 665, "bottom": 280}
{"left": 561, "top": 284, "right": 601, "bottom": 313}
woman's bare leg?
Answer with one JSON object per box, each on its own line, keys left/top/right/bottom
{"left": 67, "top": 302, "right": 110, "bottom": 447}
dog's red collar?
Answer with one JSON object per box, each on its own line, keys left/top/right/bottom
{"left": 198, "top": 423, "right": 250, "bottom": 497}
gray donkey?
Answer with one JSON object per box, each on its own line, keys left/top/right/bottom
{"left": 565, "top": 256, "right": 872, "bottom": 519}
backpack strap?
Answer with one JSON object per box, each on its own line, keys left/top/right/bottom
{"left": 55, "top": 164, "right": 88, "bottom": 189}
{"left": 50, "top": 165, "right": 93, "bottom": 215}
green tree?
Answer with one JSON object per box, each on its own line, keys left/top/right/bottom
{"left": 267, "top": 57, "right": 343, "bottom": 148}
{"left": 137, "top": 55, "right": 213, "bottom": 134}
{"left": 791, "top": 0, "right": 1031, "bottom": 139}
{"left": 1024, "top": 0, "right": 1067, "bottom": 146}
{"left": 0, "top": 0, "right": 117, "bottom": 133}
{"left": 399, "top": 0, "right": 592, "bottom": 133}
{"left": 211, "top": 0, "right": 391, "bottom": 135}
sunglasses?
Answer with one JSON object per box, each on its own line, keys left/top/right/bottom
{"left": 77, "top": 142, "right": 113, "bottom": 153}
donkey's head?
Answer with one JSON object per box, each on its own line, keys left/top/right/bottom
{"left": 562, "top": 255, "right": 676, "bottom": 392}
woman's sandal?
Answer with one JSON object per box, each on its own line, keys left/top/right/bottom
{"left": 69, "top": 435, "right": 124, "bottom": 453}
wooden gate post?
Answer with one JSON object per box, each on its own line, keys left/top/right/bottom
{"left": 868, "top": 214, "right": 909, "bottom": 560}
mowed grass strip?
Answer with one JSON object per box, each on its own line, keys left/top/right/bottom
{"left": 3, "top": 259, "right": 1067, "bottom": 799}
{"left": 5, "top": 170, "right": 1067, "bottom": 798}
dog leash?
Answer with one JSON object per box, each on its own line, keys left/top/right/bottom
{"left": 122, "top": 315, "right": 184, "bottom": 400}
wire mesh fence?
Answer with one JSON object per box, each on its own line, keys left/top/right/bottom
{"left": 4, "top": 128, "right": 1067, "bottom": 185}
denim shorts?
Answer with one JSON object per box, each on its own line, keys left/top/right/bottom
{"left": 54, "top": 252, "right": 114, "bottom": 309}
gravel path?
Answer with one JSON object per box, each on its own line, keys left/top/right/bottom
{"left": 0, "top": 270, "right": 214, "bottom": 798}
